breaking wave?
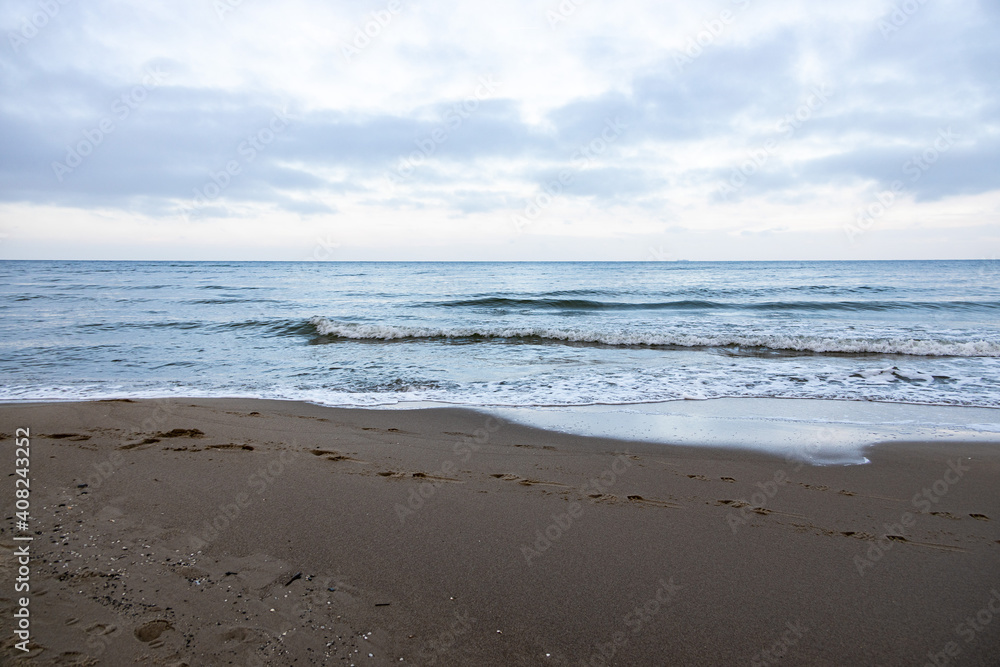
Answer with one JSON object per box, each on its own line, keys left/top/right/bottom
{"left": 307, "top": 317, "right": 1000, "bottom": 357}
{"left": 429, "top": 297, "right": 1000, "bottom": 312}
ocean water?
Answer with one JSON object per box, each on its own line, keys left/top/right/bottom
{"left": 2, "top": 260, "right": 999, "bottom": 410}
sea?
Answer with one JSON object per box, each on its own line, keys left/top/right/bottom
{"left": 3, "top": 260, "right": 999, "bottom": 462}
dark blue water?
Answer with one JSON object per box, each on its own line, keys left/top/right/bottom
{"left": 1, "top": 260, "right": 999, "bottom": 406}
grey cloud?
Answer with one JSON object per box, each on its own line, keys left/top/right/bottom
{"left": 0, "top": 0, "right": 997, "bottom": 218}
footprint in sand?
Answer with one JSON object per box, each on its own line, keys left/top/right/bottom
{"left": 121, "top": 429, "right": 202, "bottom": 449}
{"left": 85, "top": 622, "right": 118, "bottom": 635}
{"left": 517, "top": 479, "right": 568, "bottom": 487}
{"left": 134, "top": 620, "right": 171, "bottom": 642}
{"left": 687, "top": 474, "right": 709, "bottom": 481}
{"left": 626, "top": 495, "right": 682, "bottom": 509}
{"left": 310, "top": 449, "right": 365, "bottom": 463}
{"left": 120, "top": 439, "right": 160, "bottom": 449}
{"left": 156, "top": 429, "right": 205, "bottom": 438}
{"left": 884, "top": 535, "right": 967, "bottom": 552}
{"left": 489, "top": 473, "right": 566, "bottom": 487}
{"left": 411, "top": 472, "right": 461, "bottom": 482}
{"left": 375, "top": 470, "right": 459, "bottom": 481}
{"left": 221, "top": 627, "right": 251, "bottom": 642}
{"left": 970, "top": 513, "right": 990, "bottom": 521}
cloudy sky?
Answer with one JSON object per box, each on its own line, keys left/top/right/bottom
{"left": 1, "top": 0, "right": 998, "bottom": 260}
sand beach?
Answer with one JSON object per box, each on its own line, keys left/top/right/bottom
{"left": 2, "top": 398, "right": 999, "bottom": 665}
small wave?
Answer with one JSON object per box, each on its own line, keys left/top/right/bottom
{"left": 77, "top": 321, "right": 205, "bottom": 331}
{"left": 307, "top": 317, "right": 1000, "bottom": 357}
{"left": 788, "top": 285, "right": 893, "bottom": 293}
{"left": 196, "top": 285, "right": 265, "bottom": 290}
{"left": 429, "top": 298, "right": 1000, "bottom": 312}
{"left": 538, "top": 289, "right": 624, "bottom": 297}
{"left": 432, "top": 297, "right": 722, "bottom": 310}
{"left": 187, "top": 298, "right": 280, "bottom": 305}
{"left": 214, "top": 319, "right": 317, "bottom": 336}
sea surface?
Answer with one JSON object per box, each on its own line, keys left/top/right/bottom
{"left": 2, "top": 260, "right": 999, "bottom": 411}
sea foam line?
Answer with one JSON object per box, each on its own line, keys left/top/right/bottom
{"left": 307, "top": 317, "right": 1000, "bottom": 357}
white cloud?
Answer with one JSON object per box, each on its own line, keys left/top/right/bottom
{"left": 0, "top": 0, "right": 997, "bottom": 259}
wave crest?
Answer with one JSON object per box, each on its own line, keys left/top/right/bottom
{"left": 307, "top": 317, "right": 1000, "bottom": 357}
{"left": 429, "top": 297, "right": 1000, "bottom": 312}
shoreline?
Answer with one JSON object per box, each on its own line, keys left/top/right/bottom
{"left": 4, "top": 393, "right": 1000, "bottom": 409}
{"left": 2, "top": 398, "right": 999, "bottom": 664}
{"left": 7, "top": 395, "right": 1000, "bottom": 465}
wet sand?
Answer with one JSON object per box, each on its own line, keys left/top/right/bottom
{"left": 1, "top": 398, "right": 999, "bottom": 665}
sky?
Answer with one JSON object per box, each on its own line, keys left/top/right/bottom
{"left": 0, "top": 0, "right": 998, "bottom": 261}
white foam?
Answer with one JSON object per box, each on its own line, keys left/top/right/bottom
{"left": 485, "top": 399, "right": 1000, "bottom": 466}
{"left": 968, "top": 423, "right": 1000, "bottom": 433}
{"left": 309, "top": 317, "right": 1000, "bottom": 357}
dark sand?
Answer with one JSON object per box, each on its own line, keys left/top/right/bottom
{"left": 1, "top": 398, "right": 999, "bottom": 665}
